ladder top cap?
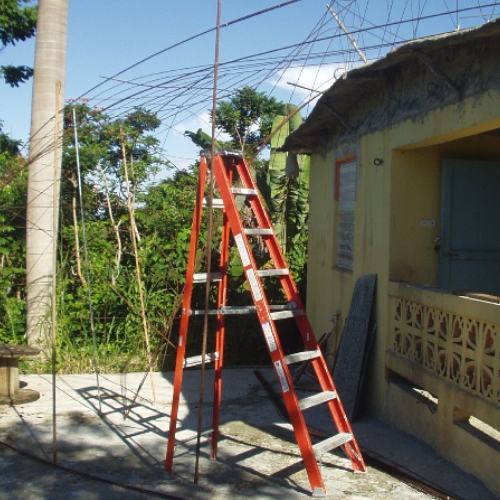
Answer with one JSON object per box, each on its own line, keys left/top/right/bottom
{"left": 202, "top": 148, "right": 244, "bottom": 160}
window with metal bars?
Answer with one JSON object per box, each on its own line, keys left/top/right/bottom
{"left": 334, "top": 154, "right": 357, "bottom": 271}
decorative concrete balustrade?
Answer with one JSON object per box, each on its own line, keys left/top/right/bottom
{"left": 385, "top": 281, "right": 500, "bottom": 493}
{"left": 390, "top": 291, "right": 500, "bottom": 404}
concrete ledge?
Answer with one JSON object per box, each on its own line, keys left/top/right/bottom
{"left": 385, "top": 351, "right": 500, "bottom": 496}
{"left": 386, "top": 350, "right": 500, "bottom": 431}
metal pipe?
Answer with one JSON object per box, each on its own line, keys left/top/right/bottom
{"left": 194, "top": 0, "right": 223, "bottom": 485}
{"left": 327, "top": 4, "right": 368, "bottom": 64}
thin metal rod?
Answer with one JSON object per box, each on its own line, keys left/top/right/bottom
{"left": 123, "top": 339, "right": 167, "bottom": 420}
{"left": 72, "top": 107, "right": 102, "bottom": 414}
{"left": 51, "top": 82, "right": 61, "bottom": 465}
{"left": 194, "top": 0, "right": 222, "bottom": 485}
{"left": 83, "top": 0, "right": 301, "bottom": 99}
{"left": 287, "top": 81, "right": 324, "bottom": 94}
{"left": 122, "top": 286, "right": 180, "bottom": 421}
{"left": 327, "top": 4, "right": 367, "bottom": 64}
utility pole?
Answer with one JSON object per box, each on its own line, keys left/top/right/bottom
{"left": 26, "top": 0, "right": 68, "bottom": 356}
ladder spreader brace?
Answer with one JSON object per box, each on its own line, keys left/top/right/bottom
{"left": 165, "top": 149, "right": 366, "bottom": 497}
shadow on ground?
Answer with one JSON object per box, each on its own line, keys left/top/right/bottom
{"left": 0, "top": 369, "right": 497, "bottom": 500}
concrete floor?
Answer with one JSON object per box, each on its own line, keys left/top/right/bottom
{"left": 0, "top": 369, "right": 496, "bottom": 500}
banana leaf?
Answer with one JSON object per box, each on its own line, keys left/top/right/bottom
{"left": 267, "top": 106, "right": 310, "bottom": 252}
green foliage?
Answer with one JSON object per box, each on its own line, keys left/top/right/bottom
{"left": 267, "top": 104, "right": 310, "bottom": 254}
{"left": 0, "top": 87, "right": 311, "bottom": 373}
{"left": 0, "top": 123, "right": 27, "bottom": 343}
{"left": 0, "top": 0, "right": 37, "bottom": 45}
{"left": 213, "top": 86, "right": 284, "bottom": 151}
{"left": 0, "top": 0, "right": 37, "bottom": 87}
{"left": 0, "top": 103, "right": 186, "bottom": 371}
{"left": 61, "top": 103, "right": 167, "bottom": 222}
{"left": 1, "top": 63, "right": 32, "bottom": 86}
{"left": 183, "top": 128, "right": 217, "bottom": 150}
{"left": 53, "top": 103, "right": 179, "bottom": 372}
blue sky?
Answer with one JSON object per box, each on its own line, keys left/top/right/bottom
{"left": 1, "top": 0, "right": 499, "bottom": 173}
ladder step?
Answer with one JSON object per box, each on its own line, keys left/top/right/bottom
{"left": 298, "top": 391, "right": 337, "bottom": 410}
{"left": 231, "top": 187, "right": 258, "bottom": 196}
{"left": 193, "top": 272, "right": 223, "bottom": 283}
{"left": 184, "top": 351, "right": 219, "bottom": 368}
{"left": 202, "top": 148, "right": 244, "bottom": 159}
{"left": 191, "top": 305, "right": 293, "bottom": 316}
{"left": 312, "top": 433, "right": 353, "bottom": 458}
{"left": 284, "top": 350, "right": 321, "bottom": 365}
{"left": 202, "top": 198, "right": 224, "bottom": 209}
{"left": 257, "top": 269, "right": 289, "bottom": 277}
{"left": 191, "top": 306, "right": 256, "bottom": 316}
{"left": 269, "top": 304, "right": 295, "bottom": 311}
{"left": 244, "top": 228, "right": 273, "bottom": 236}
{"left": 270, "top": 309, "right": 305, "bottom": 320}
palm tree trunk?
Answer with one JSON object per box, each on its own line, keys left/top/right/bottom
{"left": 26, "top": 0, "right": 68, "bottom": 355}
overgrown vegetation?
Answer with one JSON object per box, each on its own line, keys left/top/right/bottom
{"left": 0, "top": 0, "right": 37, "bottom": 86}
{"left": 0, "top": 87, "right": 310, "bottom": 374}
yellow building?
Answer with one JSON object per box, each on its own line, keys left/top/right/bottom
{"left": 282, "top": 20, "right": 500, "bottom": 494}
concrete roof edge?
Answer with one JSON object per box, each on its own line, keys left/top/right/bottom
{"left": 281, "top": 18, "right": 500, "bottom": 154}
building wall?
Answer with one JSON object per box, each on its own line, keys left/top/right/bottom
{"left": 307, "top": 130, "right": 394, "bottom": 413}
{"left": 306, "top": 150, "right": 337, "bottom": 340}
{"left": 306, "top": 88, "right": 500, "bottom": 491}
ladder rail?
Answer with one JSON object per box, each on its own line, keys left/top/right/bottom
{"left": 165, "top": 157, "right": 209, "bottom": 474}
{"left": 293, "top": 310, "right": 365, "bottom": 466}
{"left": 232, "top": 159, "right": 303, "bottom": 304}
{"left": 210, "top": 162, "right": 232, "bottom": 459}
{"left": 212, "top": 154, "right": 333, "bottom": 494}
{"left": 211, "top": 156, "right": 275, "bottom": 330}
{"left": 228, "top": 154, "right": 365, "bottom": 479}
{"left": 231, "top": 155, "right": 363, "bottom": 461}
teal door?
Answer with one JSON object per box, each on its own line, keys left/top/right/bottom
{"left": 440, "top": 159, "right": 500, "bottom": 296}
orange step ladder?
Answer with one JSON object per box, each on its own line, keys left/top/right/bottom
{"left": 165, "top": 149, "right": 366, "bottom": 497}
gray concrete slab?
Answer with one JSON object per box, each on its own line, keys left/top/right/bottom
{"left": 0, "top": 369, "right": 495, "bottom": 499}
